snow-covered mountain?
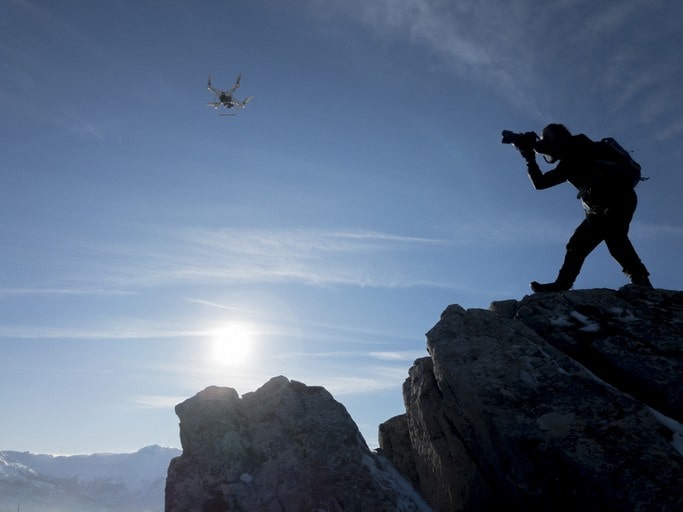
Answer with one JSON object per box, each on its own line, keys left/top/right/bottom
{"left": 0, "top": 445, "right": 180, "bottom": 512}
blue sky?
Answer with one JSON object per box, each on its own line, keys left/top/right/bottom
{"left": 1, "top": 0, "right": 682, "bottom": 454}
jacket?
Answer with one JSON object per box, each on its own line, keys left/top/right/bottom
{"left": 527, "top": 134, "right": 633, "bottom": 212}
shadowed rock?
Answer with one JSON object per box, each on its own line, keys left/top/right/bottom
{"left": 165, "top": 376, "right": 431, "bottom": 512}
{"left": 382, "top": 286, "right": 682, "bottom": 511}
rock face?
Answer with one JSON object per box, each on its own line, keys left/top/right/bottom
{"left": 165, "top": 286, "right": 682, "bottom": 512}
{"left": 382, "top": 286, "right": 682, "bottom": 511}
{"left": 165, "top": 376, "right": 431, "bottom": 512}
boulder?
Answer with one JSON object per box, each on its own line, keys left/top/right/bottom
{"left": 165, "top": 376, "right": 432, "bottom": 512}
{"left": 383, "top": 286, "right": 683, "bottom": 511}
{"left": 496, "top": 286, "right": 683, "bottom": 421}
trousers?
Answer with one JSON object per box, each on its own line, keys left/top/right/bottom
{"left": 556, "top": 188, "right": 649, "bottom": 285}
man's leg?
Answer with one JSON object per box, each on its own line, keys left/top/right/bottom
{"left": 602, "top": 200, "right": 652, "bottom": 287}
{"left": 531, "top": 218, "right": 602, "bottom": 292}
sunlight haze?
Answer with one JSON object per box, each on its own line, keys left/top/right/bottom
{"left": 1, "top": 0, "right": 682, "bottom": 455}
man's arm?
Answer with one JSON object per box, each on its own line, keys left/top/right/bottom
{"left": 521, "top": 150, "right": 567, "bottom": 190}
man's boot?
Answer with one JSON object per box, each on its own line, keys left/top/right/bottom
{"left": 530, "top": 265, "right": 577, "bottom": 293}
{"left": 531, "top": 247, "right": 584, "bottom": 293}
{"left": 530, "top": 280, "right": 572, "bottom": 293}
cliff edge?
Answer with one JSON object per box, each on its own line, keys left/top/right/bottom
{"left": 381, "top": 285, "right": 682, "bottom": 511}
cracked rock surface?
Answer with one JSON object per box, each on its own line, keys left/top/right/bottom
{"left": 165, "top": 377, "right": 432, "bottom": 512}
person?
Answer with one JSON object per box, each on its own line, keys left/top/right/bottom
{"left": 519, "top": 123, "right": 652, "bottom": 292}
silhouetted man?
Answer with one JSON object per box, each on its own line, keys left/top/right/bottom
{"left": 519, "top": 123, "right": 652, "bottom": 292}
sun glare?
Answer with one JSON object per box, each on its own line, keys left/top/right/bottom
{"left": 210, "top": 322, "right": 254, "bottom": 366}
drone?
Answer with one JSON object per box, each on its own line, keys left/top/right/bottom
{"left": 207, "top": 73, "right": 252, "bottom": 116}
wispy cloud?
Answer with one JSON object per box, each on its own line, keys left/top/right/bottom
{"left": 184, "top": 298, "right": 262, "bottom": 315}
{"left": 4, "top": 220, "right": 574, "bottom": 299}
{"left": 78, "top": 226, "right": 453, "bottom": 289}
{"left": 269, "top": 350, "right": 425, "bottom": 361}
{"left": 631, "top": 221, "right": 683, "bottom": 239}
{"left": 316, "top": 366, "right": 410, "bottom": 395}
{"left": 312, "top": 0, "right": 539, "bottom": 110}
{"left": 131, "top": 394, "right": 188, "bottom": 410}
{"left": 2, "top": 0, "right": 122, "bottom": 143}
{"left": 59, "top": 109, "right": 108, "bottom": 142}
{"left": 0, "top": 323, "right": 204, "bottom": 341}
{"left": 320, "top": 0, "right": 683, "bottom": 135}
{"left": 0, "top": 287, "right": 132, "bottom": 298}
{"left": 0, "top": 292, "right": 420, "bottom": 346}
{"left": 133, "top": 350, "right": 414, "bottom": 402}
{"left": 369, "top": 351, "right": 423, "bottom": 362}
{"left": 179, "top": 227, "right": 446, "bottom": 254}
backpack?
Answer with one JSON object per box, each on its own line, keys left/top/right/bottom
{"left": 593, "top": 137, "right": 648, "bottom": 188}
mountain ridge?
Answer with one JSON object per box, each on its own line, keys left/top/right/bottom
{"left": 0, "top": 445, "right": 180, "bottom": 512}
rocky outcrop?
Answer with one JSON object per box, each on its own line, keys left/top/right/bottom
{"left": 165, "top": 286, "right": 682, "bottom": 512}
{"left": 382, "top": 286, "right": 682, "bottom": 511}
{"left": 165, "top": 376, "right": 431, "bottom": 512}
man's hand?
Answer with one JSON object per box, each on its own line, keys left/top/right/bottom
{"left": 520, "top": 149, "right": 536, "bottom": 162}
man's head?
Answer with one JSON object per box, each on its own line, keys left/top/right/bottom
{"left": 535, "top": 123, "right": 572, "bottom": 162}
